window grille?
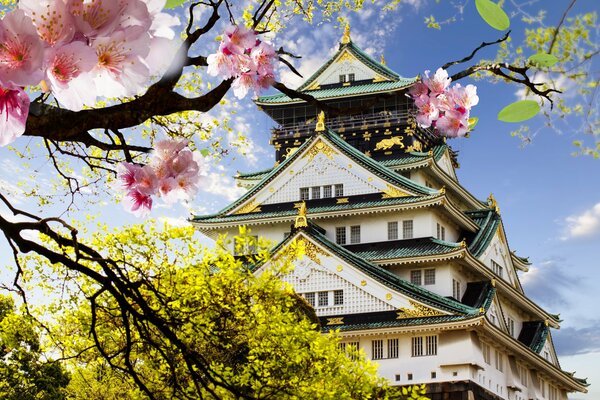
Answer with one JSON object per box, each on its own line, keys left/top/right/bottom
{"left": 388, "top": 338, "right": 399, "bottom": 358}
{"left": 507, "top": 317, "right": 515, "bottom": 337}
{"left": 411, "top": 337, "right": 423, "bottom": 357}
{"left": 318, "top": 291, "right": 329, "bottom": 307}
{"left": 311, "top": 186, "right": 321, "bottom": 199}
{"left": 495, "top": 350, "right": 503, "bottom": 372}
{"left": 387, "top": 221, "right": 398, "bottom": 240}
{"left": 304, "top": 292, "right": 315, "bottom": 307}
{"left": 453, "top": 279, "right": 461, "bottom": 300}
{"left": 424, "top": 269, "right": 436, "bottom": 285}
{"left": 333, "top": 290, "right": 343, "bottom": 305}
{"left": 335, "top": 227, "right": 346, "bottom": 245}
{"left": 482, "top": 343, "right": 491, "bottom": 364}
{"left": 339, "top": 74, "right": 346, "bottom": 83}
{"left": 410, "top": 270, "right": 422, "bottom": 285}
{"left": 300, "top": 187, "right": 309, "bottom": 200}
{"left": 436, "top": 223, "right": 446, "bottom": 240}
{"left": 426, "top": 335, "right": 437, "bottom": 355}
{"left": 491, "top": 260, "right": 503, "bottom": 278}
{"left": 348, "top": 73, "right": 355, "bottom": 82}
{"left": 323, "top": 185, "right": 332, "bottom": 198}
{"left": 372, "top": 340, "right": 384, "bottom": 360}
{"left": 334, "top": 184, "right": 344, "bottom": 197}
{"left": 412, "top": 335, "right": 437, "bottom": 356}
{"left": 350, "top": 225, "right": 361, "bottom": 244}
{"left": 403, "top": 220, "right": 414, "bottom": 239}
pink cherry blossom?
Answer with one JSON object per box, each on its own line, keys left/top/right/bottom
{"left": 68, "top": 0, "right": 124, "bottom": 39}
{"left": 0, "top": 10, "right": 45, "bottom": 87}
{"left": 414, "top": 94, "right": 439, "bottom": 128}
{"left": 134, "top": 164, "right": 158, "bottom": 195}
{"left": 232, "top": 72, "right": 256, "bottom": 99}
{"left": 116, "top": 162, "right": 141, "bottom": 191}
{"left": 251, "top": 41, "right": 276, "bottom": 75}
{"left": 207, "top": 49, "right": 237, "bottom": 79}
{"left": 435, "top": 110, "right": 470, "bottom": 138}
{"left": 224, "top": 25, "right": 256, "bottom": 54}
{"left": 408, "top": 81, "right": 428, "bottom": 98}
{"left": 448, "top": 83, "right": 479, "bottom": 112}
{"left": 424, "top": 68, "right": 451, "bottom": 95}
{"left": 0, "top": 84, "right": 30, "bottom": 147}
{"left": 45, "top": 41, "right": 98, "bottom": 111}
{"left": 124, "top": 189, "right": 153, "bottom": 217}
{"left": 20, "top": 0, "right": 75, "bottom": 46}
{"left": 153, "top": 138, "right": 188, "bottom": 161}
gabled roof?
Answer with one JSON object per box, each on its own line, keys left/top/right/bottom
{"left": 262, "top": 224, "right": 482, "bottom": 317}
{"left": 192, "top": 129, "right": 437, "bottom": 220}
{"left": 465, "top": 209, "right": 501, "bottom": 257}
{"left": 343, "top": 237, "right": 461, "bottom": 261}
{"left": 255, "top": 40, "right": 417, "bottom": 105}
{"left": 518, "top": 321, "right": 549, "bottom": 353}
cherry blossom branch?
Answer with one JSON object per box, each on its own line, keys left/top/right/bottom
{"left": 441, "top": 31, "right": 511, "bottom": 70}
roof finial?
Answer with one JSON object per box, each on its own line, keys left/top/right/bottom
{"left": 315, "top": 111, "right": 326, "bottom": 132}
{"left": 295, "top": 201, "right": 308, "bottom": 228}
{"left": 341, "top": 22, "right": 351, "bottom": 44}
{"left": 380, "top": 54, "right": 386, "bottom": 65}
{"left": 487, "top": 193, "right": 500, "bottom": 213}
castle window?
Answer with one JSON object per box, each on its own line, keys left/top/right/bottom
{"left": 412, "top": 335, "right": 437, "bottom": 357}
{"left": 323, "top": 185, "right": 332, "bottom": 198}
{"left": 410, "top": 270, "right": 422, "bottom": 285}
{"left": 335, "top": 227, "right": 346, "bottom": 245}
{"left": 507, "top": 317, "right": 515, "bottom": 337}
{"left": 495, "top": 350, "right": 503, "bottom": 372}
{"left": 387, "top": 221, "right": 398, "bottom": 240}
{"left": 482, "top": 342, "right": 491, "bottom": 364}
{"left": 304, "top": 292, "right": 315, "bottom": 307}
{"left": 491, "top": 260, "right": 503, "bottom": 278}
{"left": 424, "top": 269, "right": 436, "bottom": 285}
{"left": 519, "top": 364, "right": 527, "bottom": 387}
{"left": 453, "top": 278, "right": 461, "bottom": 300}
{"left": 388, "top": 338, "right": 399, "bottom": 358}
{"left": 339, "top": 74, "right": 347, "bottom": 83}
{"left": 300, "top": 187, "right": 309, "bottom": 200}
{"left": 348, "top": 73, "right": 355, "bottom": 82}
{"left": 334, "top": 184, "right": 344, "bottom": 197}
{"left": 333, "top": 289, "right": 344, "bottom": 305}
{"left": 350, "top": 225, "right": 361, "bottom": 244}
{"left": 311, "top": 186, "right": 321, "bottom": 199}
{"left": 372, "top": 339, "right": 384, "bottom": 360}
{"left": 318, "top": 291, "right": 329, "bottom": 307}
{"left": 403, "top": 220, "right": 414, "bottom": 239}
{"left": 436, "top": 223, "right": 446, "bottom": 240}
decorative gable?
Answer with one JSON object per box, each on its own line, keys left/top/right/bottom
{"left": 436, "top": 150, "right": 458, "bottom": 180}
{"left": 257, "top": 233, "right": 452, "bottom": 318}
{"left": 539, "top": 334, "right": 559, "bottom": 367}
{"left": 480, "top": 230, "right": 521, "bottom": 291}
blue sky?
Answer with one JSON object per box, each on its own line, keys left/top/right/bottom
{"left": 0, "top": 0, "right": 598, "bottom": 398}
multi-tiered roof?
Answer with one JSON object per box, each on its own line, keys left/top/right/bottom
{"left": 192, "top": 25, "right": 588, "bottom": 399}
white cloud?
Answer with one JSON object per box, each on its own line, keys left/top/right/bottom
{"left": 520, "top": 258, "right": 581, "bottom": 307}
{"left": 562, "top": 203, "right": 600, "bottom": 240}
{"left": 200, "top": 164, "right": 246, "bottom": 202}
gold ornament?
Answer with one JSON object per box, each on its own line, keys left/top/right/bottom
{"left": 396, "top": 300, "right": 445, "bottom": 319}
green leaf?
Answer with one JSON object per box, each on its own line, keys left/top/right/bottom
{"left": 165, "top": 0, "right": 186, "bottom": 9}
{"left": 498, "top": 100, "right": 540, "bottom": 122}
{"left": 200, "top": 149, "right": 211, "bottom": 157}
{"left": 475, "top": 0, "right": 510, "bottom": 31}
{"left": 468, "top": 117, "right": 479, "bottom": 130}
{"left": 528, "top": 53, "right": 559, "bottom": 68}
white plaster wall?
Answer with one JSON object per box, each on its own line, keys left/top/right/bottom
{"left": 318, "top": 57, "right": 379, "bottom": 85}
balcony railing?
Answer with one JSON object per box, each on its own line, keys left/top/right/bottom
{"left": 272, "top": 110, "right": 413, "bottom": 139}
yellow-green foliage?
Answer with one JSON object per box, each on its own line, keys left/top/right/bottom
{"left": 21, "top": 223, "right": 423, "bottom": 399}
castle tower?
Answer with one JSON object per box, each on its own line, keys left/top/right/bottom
{"left": 192, "top": 29, "right": 588, "bottom": 400}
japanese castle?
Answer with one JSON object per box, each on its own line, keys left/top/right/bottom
{"left": 192, "top": 26, "right": 588, "bottom": 399}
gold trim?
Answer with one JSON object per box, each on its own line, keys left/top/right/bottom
{"left": 361, "top": 280, "right": 367, "bottom": 286}
{"left": 397, "top": 300, "right": 445, "bottom": 319}
{"left": 327, "top": 317, "right": 344, "bottom": 326}
{"left": 341, "top": 22, "right": 351, "bottom": 44}
{"left": 375, "top": 136, "right": 405, "bottom": 151}
{"left": 294, "top": 201, "right": 308, "bottom": 228}
{"left": 336, "top": 265, "right": 344, "bottom": 272}
{"left": 303, "top": 138, "right": 338, "bottom": 162}
{"left": 336, "top": 197, "right": 349, "bottom": 204}
{"left": 380, "top": 54, "right": 386, "bottom": 65}
{"left": 487, "top": 193, "right": 500, "bottom": 213}
{"left": 372, "top": 75, "right": 387, "bottom": 83}
{"left": 315, "top": 111, "right": 326, "bottom": 132}
{"left": 338, "top": 51, "right": 355, "bottom": 63}
{"left": 381, "top": 184, "right": 410, "bottom": 199}
{"left": 234, "top": 200, "right": 260, "bottom": 215}
{"left": 386, "top": 293, "right": 392, "bottom": 301}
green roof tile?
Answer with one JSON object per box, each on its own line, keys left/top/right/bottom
{"left": 344, "top": 237, "right": 460, "bottom": 260}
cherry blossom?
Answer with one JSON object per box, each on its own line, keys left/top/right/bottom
{"left": 123, "top": 189, "right": 153, "bottom": 217}
{"left": 0, "top": 85, "right": 30, "bottom": 147}
{"left": 409, "top": 67, "right": 478, "bottom": 138}
{"left": 0, "top": 10, "right": 45, "bottom": 87}
{"left": 20, "top": 0, "right": 75, "bottom": 46}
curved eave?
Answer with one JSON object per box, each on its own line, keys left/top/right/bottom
{"left": 192, "top": 194, "right": 478, "bottom": 233}
{"left": 481, "top": 320, "right": 588, "bottom": 394}
{"left": 511, "top": 252, "right": 531, "bottom": 272}
{"left": 330, "top": 315, "right": 485, "bottom": 335}
{"left": 255, "top": 81, "right": 415, "bottom": 106}
{"left": 372, "top": 248, "right": 466, "bottom": 266}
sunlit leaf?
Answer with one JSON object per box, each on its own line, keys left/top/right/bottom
{"left": 165, "top": 0, "right": 186, "bottom": 9}
{"left": 498, "top": 100, "right": 540, "bottom": 122}
{"left": 528, "top": 53, "right": 559, "bottom": 67}
{"left": 468, "top": 117, "right": 479, "bottom": 130}
{"left": 475, "top": 0, "right": 510, "bottom": 31}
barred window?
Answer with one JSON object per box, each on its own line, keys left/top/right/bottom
{"left": 411, "top": 337, "right": 423, "bottom": 357}
{"left": 334, "top": 184, "right": 344, "bottom": 197}
{"left": 372, "top": 340, "right": 384, "bottom": 360}
{"left": 333, "top": 290, "right": 343, "bottom": 305}
{"left": 453, "top": 279, "right": 461, "bottom": 300}
{"left": 412, "top": 335, "right": 437, "bottom": 357}
{"left": 482, "top": 342, "right": 491, "bottom": 365}
{"left": 426, "top": 335, "right": 437, "bottom": 355}
{"left": 436, "top": 223, "right": 446, "bottom": 240}
{"left": 339, "top": 74, "right": 347, "bottom": 83}
{"left": 388, "top": 338, "right": 399, "bottom": 359}
{"left": 311, "top": 186, "right": 321, "bottom": 199}
{"left": 346, "top": 341, "right": 360, "bottom": 361}
{"left": 403, "top": 220, "right": 414, "bottom": 239}
{"left": 318, "top": 291, "right": 329, "bottom": 307}
{"left": 304, "top": 292, "right": 315, "bottom": 307}
{"left": 491, "top": 260, "right": 503, "bottom": 278}
{"left": 410, "top": 270, "right": 422, "bottom": 285}
{"left": 424, "top": 268, "right": 436, "bottom": 285}
{"left": 350, "top": 225, "right": 361, "bottom": 244}
{"left": 507, "top": 317, "right": 515, "bottom": 337}
{"left": 335, "top": 227, "right": 346, "bottom": 245}
{"left": 300, "top": 187, "right": 309, "bottom": 200}
{"left": 323, "top": 185, "right": 332, "bottom": 198}
{"left": 387, "top": 221, "right": 398, "bottom": 240}
{"left": 495, "top": 349, "right": 503, "bottom": 372}
{"left": 348, "top": 73, "right": 355, "bottom": 82}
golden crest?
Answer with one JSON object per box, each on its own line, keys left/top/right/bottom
{"left": 396, "top": 300, "right": 444, "bottom": 319}
{"left": 234, "top": 200, "right": 261, "bottom": 215}
{"left": 304, "top": 138, "right": 337, "bottom": 161}
{"left": 381, "top": 184, "right": 410, "bottom": 199}
{"left": 375, "top": 136, "right": 405, "bottom": 151}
